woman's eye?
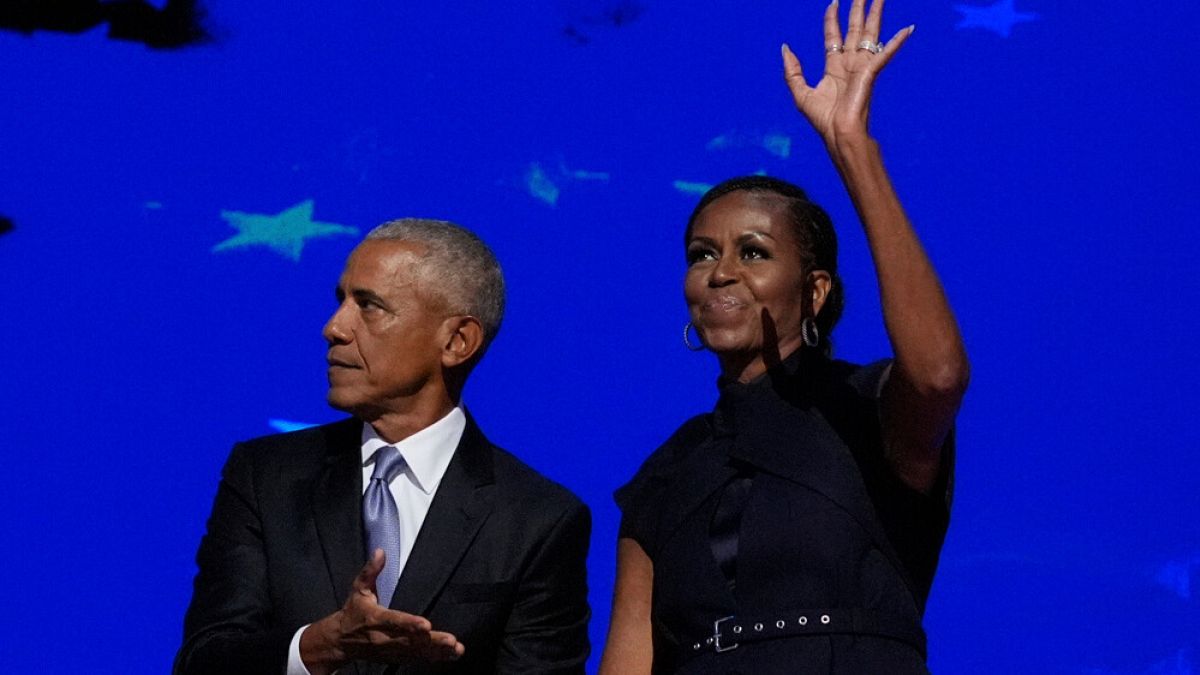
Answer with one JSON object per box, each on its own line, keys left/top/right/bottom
{"left": 742, "top": 246, "right": 769, "bottom": 260}
{"left": 687, "top": 249, "right": 716, "bottom": 265}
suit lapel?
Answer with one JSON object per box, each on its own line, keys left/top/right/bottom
{"left": 389, "top": 415, "right": 495, "bottom": 616}
{"left": 310, "top": 418, "right": 366, "bottom": 612}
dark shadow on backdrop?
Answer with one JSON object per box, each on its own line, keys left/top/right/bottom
{"left": 561, "top": 0, "right": 644, "bottom": 45}
{"left": 0, "top": 0, "right": 210, "bottom": 48}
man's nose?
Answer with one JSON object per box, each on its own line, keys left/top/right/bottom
{"left": 323, "top": 304, "right": 352, "bottom": 344}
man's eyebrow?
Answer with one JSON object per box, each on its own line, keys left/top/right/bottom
{"left": 350, "top": 288, "right": 388, "bottom": 306}
{"left": 334, "top": 286, "right": 389, "bottom": 306}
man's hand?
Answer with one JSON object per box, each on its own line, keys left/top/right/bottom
{"left": 300, "top": 549, "right": 465, "bottom": 675}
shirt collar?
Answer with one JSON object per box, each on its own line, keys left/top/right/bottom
{"left": 714, "top": 347, "right": 831, "bottom": 435}
{"left": 360, "top": 406, "right": 467, "bottom": 495}
{"left": 716, "top": 345, "right": 815, "bottom": 393}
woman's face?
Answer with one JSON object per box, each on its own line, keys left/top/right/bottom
{"left": 685, "top": 191, "right": 828, "bottom": 377}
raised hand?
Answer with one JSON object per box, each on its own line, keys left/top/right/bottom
{"left": 781, "top": 0, "right": 913, "bottom": 145}
{"left": 300, "top": 550, "right": 465, "bottom": 674}
{"left": 779, "top": 1, "right": 969, "bottom": 497}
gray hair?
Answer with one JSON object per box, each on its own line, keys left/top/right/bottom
{"left": 366, "top": 218, "right": 506, "bottom": 353}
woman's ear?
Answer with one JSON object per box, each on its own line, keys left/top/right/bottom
{"left": 807, "top": 270, "right": 832, "bottom": 316}
{"left": 441, "top": 316, "right": 485, "bottom": 369}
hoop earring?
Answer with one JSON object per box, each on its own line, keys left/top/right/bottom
{"left": 801, "top": 317, "right": 820, "bottom": 348}
{"left": 683, "top": 322, "right": 705, "bottom": 352}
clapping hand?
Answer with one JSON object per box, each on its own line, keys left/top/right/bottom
{"left": 301, "top": 550, "right": 464, "bottom": 674}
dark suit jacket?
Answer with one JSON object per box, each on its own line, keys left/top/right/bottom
{"left": 175, "top": 416, "right": 590, "bottom": 675}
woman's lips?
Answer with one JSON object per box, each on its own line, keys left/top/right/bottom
{"left": 702, "top": 296, "right": 748, "bottom": 312}
{"left": 699, "top": 296, "right": 750, "bottom": 326}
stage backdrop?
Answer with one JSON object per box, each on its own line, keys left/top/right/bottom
{"left": 2, "top": 1, "right": 1197, "bottom": 672}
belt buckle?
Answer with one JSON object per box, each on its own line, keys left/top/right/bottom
{"left": 712, "top": 615, "right": 739, "bottom": 653}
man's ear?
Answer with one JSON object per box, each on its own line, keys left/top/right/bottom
{"left": 441, "top": 316, "right": 485, "bottom": 369}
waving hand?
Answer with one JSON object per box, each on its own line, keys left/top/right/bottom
{"left": 781, "top": 0, "right": 913, "bottom": 144}
{"left": 780, "top": 1, "right": 969, "bottom": 495}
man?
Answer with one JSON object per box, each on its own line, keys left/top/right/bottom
{"left": 175, "top": 219, "right": 591, "bottom": 675}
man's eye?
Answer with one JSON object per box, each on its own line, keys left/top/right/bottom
{"left": 687, "top": 249, "right": 716, "bottom": 265}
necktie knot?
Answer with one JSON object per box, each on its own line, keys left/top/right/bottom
{"left": 370, "top": 445, "right": 406, "bottom": 484}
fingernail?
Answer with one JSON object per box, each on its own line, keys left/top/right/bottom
{"left": 907, "top": 24, "right": 916, "bottom": 34}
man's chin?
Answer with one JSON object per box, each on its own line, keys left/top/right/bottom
{"left": 326, "top": 390, "right": 360, "bottom": 415}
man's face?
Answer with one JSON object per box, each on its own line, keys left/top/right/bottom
{"left": 322, "top": 239, "right": 449, "bottom": 419}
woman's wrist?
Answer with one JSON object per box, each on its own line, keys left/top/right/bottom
{"left": 824, "top": 128, "right": 879, "bottom": 160}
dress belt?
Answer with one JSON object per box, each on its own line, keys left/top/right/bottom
{"left": 682, "top": 608, "right": 927, "bottom": 661}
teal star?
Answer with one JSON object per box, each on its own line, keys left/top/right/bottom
{"left": 268, "top": 419, "right": 318, "bottom": 432}
{"left": 213, "top": 200, "right": 359, "bottom": 261}
{"left": 525, "top": 162, "right": 560, "bottom": 206}
{"left": 954, "top": 0, "right": 1037, "bottom": 38}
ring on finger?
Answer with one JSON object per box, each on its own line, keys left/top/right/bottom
{"left": 825, "top": 43, "right": 844, "bottom": 53}
{"left": 856, "top": 40, "right": 884, "bottom": 54}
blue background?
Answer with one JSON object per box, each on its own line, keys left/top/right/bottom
{"left": 2, "top": 0, "right": 1197, "bottom": 672}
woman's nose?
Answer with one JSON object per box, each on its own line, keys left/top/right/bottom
{"left": 709, "top": 255, "right": 738, "bottom": 286}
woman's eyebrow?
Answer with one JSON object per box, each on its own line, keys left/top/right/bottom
{"left": 737, "top": 231, "right": 775, "bottom": 244}
{"left": 688, "top": 231, "right": 775, "bottom": 248}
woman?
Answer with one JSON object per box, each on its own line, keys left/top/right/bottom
{"left": 600, "top": 1, "right": 969, "bottom": 672}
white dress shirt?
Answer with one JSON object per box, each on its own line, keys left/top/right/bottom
{"left": 285, "top": 406, "right": 467, "bottom": 675}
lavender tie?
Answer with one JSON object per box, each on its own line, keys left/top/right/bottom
{"left": 363, "top": 445, "right": 406, "bottom": 607}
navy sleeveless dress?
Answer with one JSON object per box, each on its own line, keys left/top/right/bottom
{"left": 616, "top": 351, "right": 953, "bottom": 674}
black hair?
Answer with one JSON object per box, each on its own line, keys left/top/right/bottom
{"left": 685, "top": 175, "right": 844, "bottom": 355}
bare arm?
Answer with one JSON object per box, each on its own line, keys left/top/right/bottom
{"left": 599, "top": 538, "right": 654, "bottom": 675}
{"left": 783, "top": 0, "right": 969, "bottom": 492}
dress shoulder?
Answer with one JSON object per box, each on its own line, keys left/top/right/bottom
{"left": 613, "top": 413, "right": 712, "bottom": 552}
{"left": 825, "top": 357, "right": 955, "bottom": 605}
{"left": 825, "top": 357, "right": 892, "bottom": 405}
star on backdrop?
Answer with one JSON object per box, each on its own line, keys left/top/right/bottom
{"left": 268, "top": 419, "right": 318, "bottom": 433}
{"left": 520, "top": 159, "right": 610, "bottom": 207}
{"left": 953, "top": 0, "right": 1038, "bottom": 38}
{"left": 673, "top": 179, "right": 713, "bottom": 197}
{"left": 212, "top": 199, "right": 358, "bottom": 261}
